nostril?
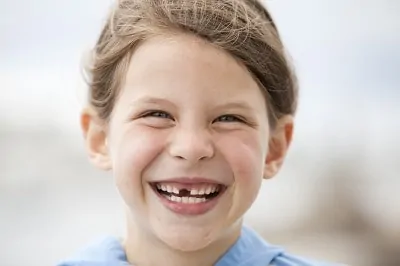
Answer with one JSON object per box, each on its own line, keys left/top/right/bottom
{"left": 174, "top": 155, "right": 209, "bottom": 161}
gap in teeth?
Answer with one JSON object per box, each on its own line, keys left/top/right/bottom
{"left": 155, "top": 183, "right": 221, "bottom": 196}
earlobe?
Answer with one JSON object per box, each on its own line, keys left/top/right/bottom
{"left": 263, "top": 138, "right": 282, "bottom": 179}
{"left": 263, "top": 115, "right": 294, "bottom": 179}
{"left": 81, "top": 107, "right": 112, "bottom": 171}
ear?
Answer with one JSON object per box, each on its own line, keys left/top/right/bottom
{"left": 80, "top": 107, "right": 112, "bottom": 171}
{"left": 263, "top": 115, "right": 294, "bottom": 179}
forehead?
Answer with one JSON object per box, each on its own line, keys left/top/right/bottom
{"left": 118, "top": 33, "right": 266, "bottom": 110}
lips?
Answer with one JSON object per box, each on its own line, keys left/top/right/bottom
{"left": 149, "top": 178, "right": 227, "bottom": 215}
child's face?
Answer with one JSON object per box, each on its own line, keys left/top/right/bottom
{"left": 83, "top": 33, "right": 292, "bottom": 251}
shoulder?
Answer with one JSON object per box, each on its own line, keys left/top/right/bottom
{"left": 269, "top": 253, "right": 344, "bottom": 266}
{"left": 56, "top": 236, "right": 129, "bottom": 266}
{"left": 217, "top": 225, "right": 344, "bottom": 266}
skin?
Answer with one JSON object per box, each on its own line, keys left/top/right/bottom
{"left": 81, "top": 33, "right": 293, "bottom": 266}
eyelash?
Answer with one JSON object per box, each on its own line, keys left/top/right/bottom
{"left": 140, "top": 111, "right": 245, "bottom": 124}
{"left": 141, "top": 110, "right": 174, "bottom": 120}
{"left": 213, "top": 114, "right": 245, "bottom": 123}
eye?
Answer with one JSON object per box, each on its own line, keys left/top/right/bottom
{"left": 214, "top": 114, "right": 244, "bottom": 123}
{"left": 141, "top": 110, "right": 174, "bottom": 120}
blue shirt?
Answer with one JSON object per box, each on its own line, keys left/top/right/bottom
{"left": 57, "top": 226, "right": 339, "bottom": 266}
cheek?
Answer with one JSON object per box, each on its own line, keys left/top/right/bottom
{"left": 111, "top": 126, "right": 166, "bottom": 203}
{"left": 216, "top": 130, "right": 266, "bottom": 185}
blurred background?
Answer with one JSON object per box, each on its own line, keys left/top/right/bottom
{"left": 1, "top": 0, "right": 399, "bottom": 265}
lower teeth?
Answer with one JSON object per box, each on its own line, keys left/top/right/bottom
{"left": 164, "top": 194, "right": 207, "bottom": 204}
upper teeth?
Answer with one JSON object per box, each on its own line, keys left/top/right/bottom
{"left": 157, "top": 184, "right": 219, "bottom": 195}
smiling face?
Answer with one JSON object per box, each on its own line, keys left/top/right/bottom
{"left": 82, "top": 33, "right": 293, "bottom": 253}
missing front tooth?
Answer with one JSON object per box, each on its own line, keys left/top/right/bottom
{"left": 154, "top": 185, "right": 220, "bottom": 199}
{"left": 177, "top": 189, "right": 190, "bottom": 197}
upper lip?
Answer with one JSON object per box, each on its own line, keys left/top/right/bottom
{"left": 149, "top": 177, "right": 227, "bottom": 186}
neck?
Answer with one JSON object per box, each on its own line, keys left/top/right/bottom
{"left": 123, "top": 216, "right": 241, "bottom": 266}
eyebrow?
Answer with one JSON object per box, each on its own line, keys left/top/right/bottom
{"left": 130, "top": 96, "right": 175, "bottom": 107}
{"left": 130, "top": 96, "right": 256, "bottom": 112}
{"left": 215, "top": 101, "right": 256, "bottom": 112}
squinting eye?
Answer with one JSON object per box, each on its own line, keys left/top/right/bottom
{"left": 214, "top": 115, "right": 243, "bottom": 123}
{"left": 142, "top": 110, "right": 174, "bottom": 120}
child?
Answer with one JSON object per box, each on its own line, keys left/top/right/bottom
{"left": 59, "top": 0, "right": 339, "bottom": 265}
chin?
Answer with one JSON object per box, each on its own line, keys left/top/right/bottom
{"left": 162, "top": 234, "right": 214, "bottom": 252}
{"left": 154, "top": 224, "right": 219, "bottom": 252}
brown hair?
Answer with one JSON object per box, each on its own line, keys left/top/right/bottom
{"left": 85, "top": 0, "right": 298, "bottom": 127}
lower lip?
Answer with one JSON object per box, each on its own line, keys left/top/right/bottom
{"left": 151, "top": 186, "right": 225, "bottom": 216}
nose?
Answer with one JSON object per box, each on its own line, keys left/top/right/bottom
{"left": 168, "top": 127, "right": 215, "bottom": 163}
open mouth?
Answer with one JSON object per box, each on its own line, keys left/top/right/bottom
{"left": 150, "top": 182, "right": 226, "bottom": 204}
